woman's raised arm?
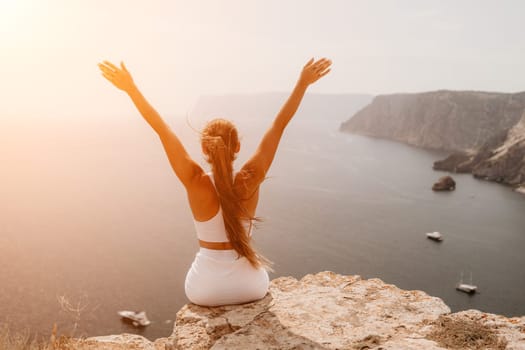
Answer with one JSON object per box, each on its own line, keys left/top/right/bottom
{"left": 98, "top": 60, "right": 203, "bottom": 188}
{"left": 240, "top": 58, "right": 332, "bottom": 186}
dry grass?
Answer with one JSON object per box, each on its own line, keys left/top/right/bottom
{"left": 2, "top": 323, "right": 49, "bottom": 350}
{"left": 426, "top": 314, "right": 508, "bottom": 350}
{"left": 0, "top": 323, "right": 41, "bottom": 350}
{"left": 0, "top": 323, "right": 89, "bottom": 350}
{"left": 1, "top": 294, "right": 97, "bottom": 350}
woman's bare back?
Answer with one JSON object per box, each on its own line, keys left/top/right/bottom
{"left": 189, "top": 171, "right": 260, "bottom": 222}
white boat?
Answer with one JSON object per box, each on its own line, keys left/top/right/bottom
{"left": 426, "top": 231, "right": 443, "bottom": 241}
{"left": 456, "top": 283, "right": 477, "bottom": 294}
{"left": 456, "top": 272, "right": 477, "bottom": 294}
{"left": 117, "top": 310, "right": 151, "bottom": 327}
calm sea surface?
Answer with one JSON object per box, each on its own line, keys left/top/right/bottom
{"left": 1, "top": 102, "right": 524, "bottom": 340}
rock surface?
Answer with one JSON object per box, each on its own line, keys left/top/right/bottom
{"left": 78, "top": 271, "right": 525, "bottom": 350}
{"left": 341, "top": 90, "right": 525, "bottom": 190}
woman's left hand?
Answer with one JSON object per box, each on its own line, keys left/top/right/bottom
{"left": 98, "top": 60, "right": 135, "bottom": 93}
{"left": 299, "top": 58, "right": 332, "bottom": 86}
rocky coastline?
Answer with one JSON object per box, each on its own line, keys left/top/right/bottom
{"left": 341, "top": 90, "right": 525, "bottom": 191}
{"left": 73, "top": 271, "right": 524, "bottom": 349}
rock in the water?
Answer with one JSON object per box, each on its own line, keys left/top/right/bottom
{"left": 432, "top": 176, "right": 456, "bottom": 191}
{"left": 80, "top": 271, "right": 525, "bottom": 350}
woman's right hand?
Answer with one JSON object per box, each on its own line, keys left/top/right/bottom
{"left": 98, "top": 60, "right": 136, "bottom": 93}
{"left": 299, "top": 58, "right": 332, "bottom": 86}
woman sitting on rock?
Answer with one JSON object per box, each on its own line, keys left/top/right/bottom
{"left": 97, "top": 57, "right": 332, "bottom": 306}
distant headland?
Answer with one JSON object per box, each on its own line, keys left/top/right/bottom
{"left": 341, "top": 90, "right": 525, "bottom": 193}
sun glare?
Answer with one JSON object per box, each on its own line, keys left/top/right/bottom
{"left": 0, "top": 0, "right": 26, "bottom": 34}
{"left": 0, "top": 0, "right": 42, "bottom": 49}
{"left": 0, "top": 0, "right": 17, "bottom": 27}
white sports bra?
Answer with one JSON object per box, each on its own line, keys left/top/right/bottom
{"left": 193, "top": 174, "right": 253, "bottom": 243}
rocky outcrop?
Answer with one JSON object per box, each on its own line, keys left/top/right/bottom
{"left": 77, "top": 271, "right": 525, "bottom": 350}
{"left": 341, "top": 90, "right": 525, "bottom": 189}
{"left": 433, "top": 153, "right": 475, "bottom": 173}
{"left": 433, "top": 111, "right": 525, "bottom": 187}
{"left": 432, "top": 176, "right": 456, "bottom": 191}
{"left": 468, "top": 111, "right": 525, "bottom": 185}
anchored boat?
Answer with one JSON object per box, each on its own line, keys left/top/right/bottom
{"left": 117, "top": 310, "right": 151, "bottom": 327}
{"left": 426, "top": 231, "right": 443, "bottom": 241}
{"left": 456, "top": 272, "right": 477, "bottom": 294}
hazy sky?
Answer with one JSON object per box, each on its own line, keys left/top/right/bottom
{"left": 1, "top": 0, "right": 524, "bottom": 119}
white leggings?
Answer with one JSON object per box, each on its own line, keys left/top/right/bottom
{"left": 184, "top": 248, "right": 269, "bottom": 307}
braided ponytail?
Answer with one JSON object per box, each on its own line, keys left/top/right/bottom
{"left": 201, "top": 119, "right": 272, "bottom": 270}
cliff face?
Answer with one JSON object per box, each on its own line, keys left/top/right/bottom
{"left": 77, "top": 272, "right": 525, "bottom": 350}
{"left": 341, "top": 90, "right": 525, "bottom": 189}
{"left": 341, "top": 91, "right": 525, "bottom": 153}
{"left": 471, "top": 111, "right": 525, "bottom": 185}
{"left": 434, "top": 111, "right": 525, "bottom": 186}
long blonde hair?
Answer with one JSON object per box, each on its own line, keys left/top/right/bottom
{"left": 201, "top": 118, "right": 271, "bottom": 269}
